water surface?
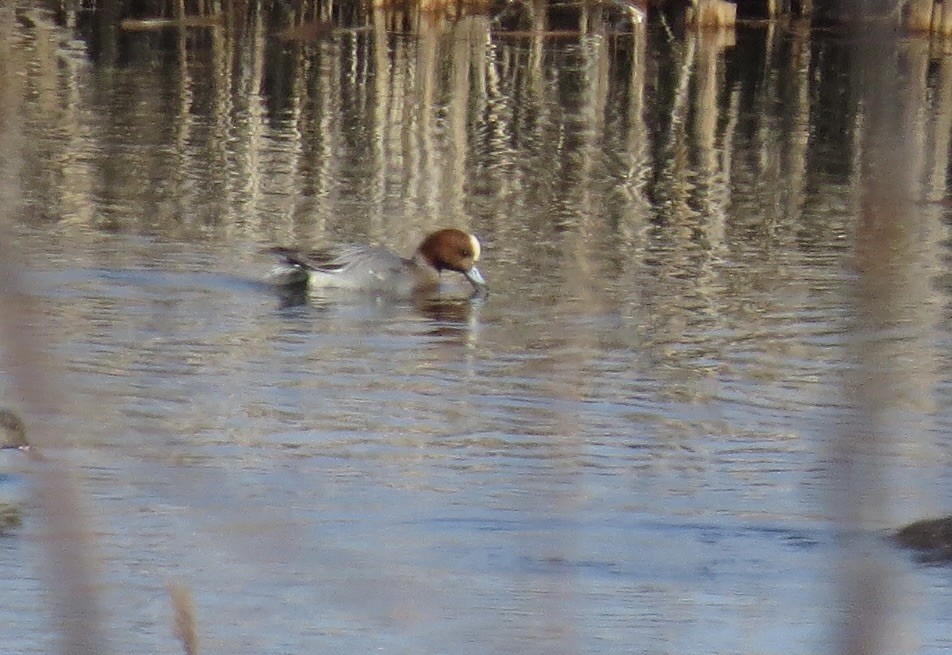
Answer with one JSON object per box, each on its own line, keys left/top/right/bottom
{"left": 2, "top": 5, "right": 952, "bottom": 654}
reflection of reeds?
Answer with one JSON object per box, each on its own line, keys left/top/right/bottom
{"left": 59, "top": 0, "right": 952, "bottom": 36}
{"left": 906, "top": 0, "right": 952, "bottom": 35}
{"left": 372, "top": 0, "right": 492, "bottom": 13}
{"left": 686, "top": 0, "right": 736, "bottom": 27}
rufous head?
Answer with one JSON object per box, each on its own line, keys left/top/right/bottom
{"left": 417, "top": 229, "right": 487, "bottom": 293}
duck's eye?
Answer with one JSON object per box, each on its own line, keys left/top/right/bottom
{"left": 459, "top": 248, "right": 472, "bottom": 258}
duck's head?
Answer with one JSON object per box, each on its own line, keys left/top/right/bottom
{"left": 418, "top": 229, "right": 488, "bottom": 294}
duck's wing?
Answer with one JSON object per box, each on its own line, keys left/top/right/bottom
{"left": 268, "top": 246, "right": 339, "bottom": 272}
{"left": 268, "top": 244, "right": 400, "bottom": 273}
{"left": 266, "top": 244, "right": 410, "bottom": 290}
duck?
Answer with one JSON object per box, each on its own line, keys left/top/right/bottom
{"left": 0, "top": 409, "right": 30, "bottom": 530}
{"left": 267, "top": 228, "right": 488, "bottom": 297}
{"left": 0, "top": 410, "right": 29, "bottom": 451}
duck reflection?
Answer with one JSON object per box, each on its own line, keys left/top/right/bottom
{"left": 417, "top": 297, "right": 482, "bottom": 338}
{"left": 272, "top": 279, "right": 483, "bottom": 322}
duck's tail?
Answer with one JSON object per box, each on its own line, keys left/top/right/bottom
{"left": 264, "top": 247, "right": 310, "bottom": 287}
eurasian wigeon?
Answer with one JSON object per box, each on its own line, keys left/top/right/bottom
{"left": 0, "top": 409, "right": 31, "bottom": 529}
{"left": 0, "top": 410, "right": 28, "bottom": 451}
{"left": 267, "top": 228, "right": 487, "bottom": 297}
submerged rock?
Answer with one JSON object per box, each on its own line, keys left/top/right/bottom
{"left": 893, "top": 516, "right": 952, "bottom": 562}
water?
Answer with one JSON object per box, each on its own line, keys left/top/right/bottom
{"left": 3, "top": 4, "right": 952, "bottom": 654}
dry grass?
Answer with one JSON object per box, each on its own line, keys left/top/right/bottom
{"left": 167, "top": 582, "right": 199, "bottom": 655}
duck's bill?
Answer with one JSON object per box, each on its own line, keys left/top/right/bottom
{"left": 465, "top": 267, "right": 488, "bottom": 295}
